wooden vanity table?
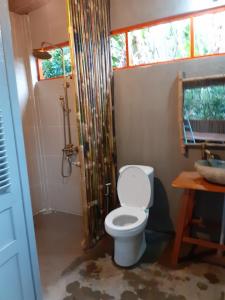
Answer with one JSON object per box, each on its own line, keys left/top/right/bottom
{"left": 171, "top": 171, "right": 225, "bottom": 266}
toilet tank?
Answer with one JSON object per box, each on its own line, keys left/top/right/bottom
{"left": 118, "top": 165, "right": 154, "bottom": 209}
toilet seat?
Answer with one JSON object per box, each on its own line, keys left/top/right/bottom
{"left": 105, "top": 206, "right": 148, "bottom": 237}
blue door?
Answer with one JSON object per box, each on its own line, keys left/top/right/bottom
{"left": 0, "top": 1, "right": 42, "bottom": 299}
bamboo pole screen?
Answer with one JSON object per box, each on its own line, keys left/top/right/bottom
{"left": 67, "top": 0, "right": 117, "bottom": 248}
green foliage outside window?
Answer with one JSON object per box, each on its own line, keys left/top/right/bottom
{"left": 194, "top": 11, "right": 225, "bottom": 56}
{"left": 129, "top": 19, "right": 190, "bottom": 65}
{"left": 110, "top": 34, "right": 126, "bottom": 68}
{"left": 184, "top": 85, "right": 225, "bottom": 120}
{"left": 41, "top": 46, "right": 71, "bottom": 79}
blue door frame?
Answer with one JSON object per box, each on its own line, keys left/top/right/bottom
{"left": 0, "top": 0, "right": 42, "bottom": 299}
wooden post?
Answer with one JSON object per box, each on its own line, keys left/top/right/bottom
{"left": 218, "top": 194, "right": 225, "bottom": 256}
{"left": 177, "top": 72, "right": 186, "bottom": 155}
{"left": 171, "top": 189, "right": 195, "bottom": 266}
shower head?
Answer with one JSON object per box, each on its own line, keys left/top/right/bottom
{"left": 32, "top": 41, "right": 55, "bottom": 60}
{"left": 32, "top": 49, "right": 52, "bottom": 60}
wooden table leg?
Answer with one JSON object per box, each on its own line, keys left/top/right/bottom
{"left": 218, "top": 193, "right": 225, "bottom": 256}
{"left": 171, "top": 189, "right": 195, "bottom": 266}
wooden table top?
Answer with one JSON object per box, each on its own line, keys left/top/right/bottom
{"left": 172, "top": 171, "right": 225, "bottom": 193}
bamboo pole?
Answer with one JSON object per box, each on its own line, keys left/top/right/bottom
{"left": 177, "top": 72, "right": 186, "bottom": 155}
{"left": 66, "top": 0, "right": 117, "bottom": 248}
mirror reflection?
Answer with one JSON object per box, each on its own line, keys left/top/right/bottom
{"left": 183, "top": 78, "right": 225, "bottom": 145}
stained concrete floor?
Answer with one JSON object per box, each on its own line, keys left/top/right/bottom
{"left": 44, "top": 232, "right": 225, "bottom": 300}
{"left": 34, "top": 213, "right": 225, "bottom": 300}
{"left": 34, "top": 212, "right": 83, "bottom": 290}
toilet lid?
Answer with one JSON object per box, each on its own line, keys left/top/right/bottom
{"left": 117, "top": 166, "right": 151, "bottom": 209}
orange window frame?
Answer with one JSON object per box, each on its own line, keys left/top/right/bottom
{"left": 111, "top": 5, "right": 225, "bottom": 71}
{"left": 36, "top": 41, "right": 70, "bottom": 81}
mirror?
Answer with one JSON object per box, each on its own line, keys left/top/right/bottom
{"left": 178, "top": 73, "right": 225, "bottom": 153}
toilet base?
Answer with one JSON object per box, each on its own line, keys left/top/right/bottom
{"left": 114, "top": 231, "right": 146, "bottom": 267}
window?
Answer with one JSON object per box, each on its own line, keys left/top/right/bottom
{"left": 110, "top": 34, "right": 126, "bottom": 68}
{"left": 111, "top": 7, "right": 225, "bottom": 70}
{"left": 37, "top": 43, "right": 72, "bottom": 80}
{"left": 194, "top": 11, "right": 225, "bottom": 56}
{"left": 129, "top": 19, "right": 190, "bottom": 66}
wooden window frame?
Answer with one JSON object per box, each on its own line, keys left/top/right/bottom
{"left": 36, "top": 41, "right": 71, "bottom": 81}
{"left": 111, "top": 5, "right": 225, "bottom": 71}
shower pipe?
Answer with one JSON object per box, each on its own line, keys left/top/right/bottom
{"left": 33, "top": 41, "right": 78, "bottom": 178}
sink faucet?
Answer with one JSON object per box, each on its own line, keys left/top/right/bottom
{"left": 204, "top": 149, "right": 215, "bottom": 161}
{"left": 201, "top": 143, "right": 215, "bottom": 160}
{"left": 202, "top": 146, "right": 215, "bottom": 160}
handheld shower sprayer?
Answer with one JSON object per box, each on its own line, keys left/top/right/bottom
{"left": 59, "top": 67, "right": 78, "bottom": 178}
{"left": 59, "top": 80, "right": 78, "bottom": 178}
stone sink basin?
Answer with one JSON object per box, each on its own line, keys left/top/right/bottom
{"left": 195, "top": 160, "right": 225, "bottom": 185}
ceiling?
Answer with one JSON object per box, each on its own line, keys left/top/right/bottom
{"left": 9, "top": 0, "right": 49, "bottom": 14}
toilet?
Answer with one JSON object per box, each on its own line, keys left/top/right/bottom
{"left": 105, "top": 165, "right": 154, "bottom": 267}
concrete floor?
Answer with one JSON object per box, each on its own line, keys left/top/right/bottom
{"left": 34, "top": 212, "right": 83, "bottom": 290}
{"left": 43, "top": 230, "right": 225, "bottom": 300}
{"left": 34, "top": 212, "right": 225, "bottom": 300}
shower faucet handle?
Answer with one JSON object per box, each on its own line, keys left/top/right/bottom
{"left": 73, "top": 161, "right": 81, "bottom": 167}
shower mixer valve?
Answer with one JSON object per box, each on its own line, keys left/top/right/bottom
{"left": 59, "top": 96, "right": 71, "bottom": 113}
{"left": 62, "top": 144, "right": 78, "bottom": 157}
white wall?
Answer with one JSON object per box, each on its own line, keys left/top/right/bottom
{"left": 28, "top": 0, "right": 82, "bottom": 215}
{"left": 34, "top": 78, "right": 82, "bottom": 214}
{"left": 10, "top": 0, "right": 82, "bottom": 216}
{"left": 111, "top": 0, "right": 225, "bottom": 29}
{"left": 111, "top": 0, "right": 225, "bottom": 230}
{"left": 29, "top": 0, "right": 68, "bottom": 49}
{"left": 10, "top": 13, "right": 46, "bottom": 214}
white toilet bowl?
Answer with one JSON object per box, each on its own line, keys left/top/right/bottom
{"left": 104, "top": 165, "right": 154, "bottom": 267}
